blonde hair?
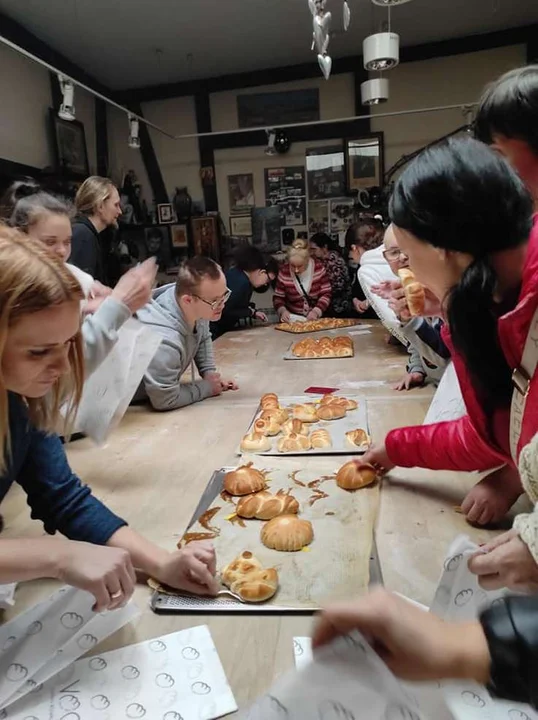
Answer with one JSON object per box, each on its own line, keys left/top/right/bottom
{"left": 75, "top": 176, "right": 116, "bottom": 216}
{"left": 288, "top": 238, "right": 310, "bottom": 268}
{"left": 0, "top": 226, "right": 85, "bottom": 473}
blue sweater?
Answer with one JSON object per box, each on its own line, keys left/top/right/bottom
{"left": 211, "top": 267, "right": 253, "bottom": 339}
{"left": 3, "top": 393, "right": 126, "bottom": 544}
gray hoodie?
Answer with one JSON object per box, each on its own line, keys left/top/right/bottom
{"left": 135, "top": 284, "right": 217, "bottom": 410}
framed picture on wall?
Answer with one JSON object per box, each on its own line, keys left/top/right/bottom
{"left": 191, "top": 216, "right": 220, "bottom": 261}
{"left": 228, "top": 174, "right": 255, "bottom": 214}
{"left": 345, "top": 133, "right": 384, "bottom": 192}
{"left": 230, "top": 214, "right": 253, "bottom": 237}
{"left": 144, "top": 226, "right": 173, "bottom": 270}
{"left": 306, "top": 144, "right": 347, "bottom": 200}
{"left": 171, "top": 224, "right": 189, "bottom": 249}
{"left": 49, "top": 109, "right": 89, "bottom": 177}
{"left": 157, "top": 203, "right": 174, "bottom": 224}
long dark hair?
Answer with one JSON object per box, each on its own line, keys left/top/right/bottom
{"left": 390, "top": 136, "right": 533, "bottom": 406}
{"left": 0, "top": 177, "right": 40, "bottom": 219}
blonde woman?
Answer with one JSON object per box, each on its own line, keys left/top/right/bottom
{"left": 273, "top": 238, "right": 332, "bottom": 323}
{"left": 70, "top": 176, "right": 123, "bottom": 282}
{"left": 0, "top": 227, "right": 217, "bottom": 609}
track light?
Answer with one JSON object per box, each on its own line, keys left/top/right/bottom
{"left": 371, "top": 0, "right": 414, "bottom": 5}
{"left": 363, "top": 32, "right": 399, "bottom": 71}
{"left": 265, "top": 129, "right": 277, "bottom": 156}
{"left": 361, "top": 78, "right": 390, "bottom": 105}
{"left": 128, "top": 115, "right": 141, "bottom": 149}
{"left": 58, "top": 74, "right": 75, "bottom": 121}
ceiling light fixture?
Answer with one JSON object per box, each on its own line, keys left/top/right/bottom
{"left": 371, "top": 0, "right": 413, "bottom": 6}
{"left": 265, "top": 129, "right": 277, "bottom": 156}
{"left": 363, "top": 31, "right": 399, "bottom": 70}
{"left": 361, "top": 78, "right": 390, "bottom": 105}
{"left": 58, "top": 74, "right": 75, "bottom": 121}
{"left": 128, "top": 115, "right": 141, "bottom": 149}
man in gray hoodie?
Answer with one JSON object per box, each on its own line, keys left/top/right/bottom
{"left": 136, "top": 256, "right": 238, "bottom": 410}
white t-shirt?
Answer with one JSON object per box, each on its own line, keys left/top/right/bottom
{"left": 66, "top": 262, "right": 94, "bottom": 298}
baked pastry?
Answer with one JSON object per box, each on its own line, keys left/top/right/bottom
{"left": 336, "top": 461, "right": 377, "bottom": 491}
{"left": 260, "top": 393, "right": 280, "bottom": 410}
{"left": 320, "top": 394, "right": 348, "bottom": 409}
{"left": 341, "top": 397, "right": 358, "bottom": 411}
{"left": 260, "top": 408, "right": 289, "bottom": 425}
{"left": 236, "top": 490, "right": 299, "bottom": 520}
{"left": 261, "top": 515, "right": 314, "bottom": 552}
{"left": 398, "top": 268, "right": 425, "bottom": 317}
{"left": 240, "top": 431, "right": 272, "bottom": 453}
{"left": 282, "top": 418, "right": 308, "bottom": 436}
{"left": 224, "top": 463, "right": 266, "bottom": 495}
{"left": 291, "top": 335, "right": 353, "bottom": 359}
{"left": 316, "top": 404, "right": 347, "bottom": 421}
{"left": 346, "top": 428, "right": 371, "bottom": 447}
{"left": 253, "top": 416, "right": 282, "bottom": 437}
{"left": 221, "top": 551, "right": 278, "bottom": 603}
{"left": 292, "top": 403, "right": 318, "bottom": 423}
{"left": 310, "top": 428, "right": 332, "bottom": 449}
{"left": 277, "top": 432, "right": 312, "bottom": 453}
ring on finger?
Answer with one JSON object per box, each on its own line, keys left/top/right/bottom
{"left": 110, "top": 590, "right": 123, "bottom": 601}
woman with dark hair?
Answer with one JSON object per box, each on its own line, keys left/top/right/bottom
{"left": 344, "top": 219, "right": 384, "bottom": 318}
{"left": 0, "top": 177, "right": 40, "bottom": 219}
{"left": 309, "top": 232, "right": 351, "bottom": 316}
{"left": 210, "top": 245, "right": 278, "bottom": 339}
{"left": 361, "top": 135, "right": 537, "bottom": 526}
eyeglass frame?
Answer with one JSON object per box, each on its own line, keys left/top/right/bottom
{"left": 192, "top": 287, "right": 232, "bottom": 310}
{"left": 382, "top": 248, "right": 408, "bottom": 262}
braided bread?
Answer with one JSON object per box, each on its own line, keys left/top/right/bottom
{"left": 316, "top": 404, "right": 347, "bottom": 421}
{"left": 236, "top": 490, "right": 299, "bottom": 520}
{"left": 221, "top": 551, "right": 278, "bottom": 603}
{"left": 260, "top": 408, "right": 289, "bottom": 425}
{"left": 224, "top": 463, "right": 266, "bottom": 495}
{"left": 321, "top": 394, "right": 358, "bottom": 411}
{"left": 345, "top": 428, "right": 371, "bottom": 447}
{"left": 291, "top": 335, "right": 353, "bottom": 358}
{"left": 260, "top": 393, "right": 280, "bottom": 410}
{"left": 261, "top": 515, "right": 314, "bottom": 552}
{"left": 336, "top": 461, "right": 377, "bottom": 491}
{"left": 398, "top": 268, "right": 425, "bottom": 317}
{"left": 310, "top": 428, "right": 332, "bottom": 449}
{"left": 292, "top": 403, "right": 318, "bottom": 423}
{"left": 277, "top": 432, "right": 312, "bottom": 453}
{"left": 282, "top": 418, "right": 308, "bottom": 436}
{"left": 253, "top": 416, "right": 282, "bottom": 436}
{"left": 240, "top": 431, "right": 271, "bottom": 453}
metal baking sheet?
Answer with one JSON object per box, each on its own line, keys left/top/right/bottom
{"left": 274, "top": 319, "right": 362, "bottom": 334}
{"left": 151, "top": 466, "right": 381, "bottom": 614}
{"left": 283, "top": 338, "right": 355, "bottom": 361}
{"left": 237, "top": 395, "right": 370, "bottom": 456}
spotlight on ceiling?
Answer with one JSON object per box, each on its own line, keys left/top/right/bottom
{"left": 128, "top": 115, "right": 141, "bottom": 149}
{"left": 363, "top": 32, "right": 399, "bottom": 71}
{"left": 265, "top": 129, "right": 277, "bottom": 156}
{"left": 58, "top": 74, "right": 75, "bottom": 121}
{"left": 371, "top": 0, "right": 414, "bottom": 6}
{"left": 361, "top": 78, "right": 390, "bottom": 105}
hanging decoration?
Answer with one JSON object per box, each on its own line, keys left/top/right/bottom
{"left": 308, "top": 0, "right": 352, "bottom": 81}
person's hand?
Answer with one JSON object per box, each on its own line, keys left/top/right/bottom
{"left": 279, "top": 309, "right": 291, "bottom": 323}
{"left": 253, "top": 310, "right": 268, "bottom": 322}
{"left": 56, "top": 541, "right": 136, "bottom": 612}
{"left": 388, "top": 287, "right": 412, "bottom": 322}
{"left": 461, "top": 465, "right": 523, "bottom": 525}
{"left": 359, "top": 442, "right": 395, "bottom": 475}
{"left": 468, "top": 529, "right": 538, "bottom": 592}
{"left": 394, "top": 371, "right": 425, "bottom": 391}
{"left": 371, "top": 280, "right": 401, "bottom": 300}
{"left": 89, "top": 280, "right": 112, "bottom": 299}
{"left": 312, "top": 589, "right": 491, "bottom": 684}
{"left": 111, "top": 258, "right": 157, "bottom": 314}
{"left": 154, "top": 541, "right": 219, "bottom": 596}
{"left": 203, "top": 372, "right": 224, "bottom": 397}
{"left": 220, "top": 377, "right": 239, "bottom": 392}
{"left": 306, "top": 308, "right": 322, "bottom": 321}
{"left": 353, "top": 298, "right": 370, "bottom": 314}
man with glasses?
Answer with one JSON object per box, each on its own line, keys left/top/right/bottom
{"left": 135, "top": 256, "right": 238, "bottom": 410}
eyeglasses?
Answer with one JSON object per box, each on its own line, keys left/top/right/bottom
{"left": 382, "top": 248, "right": 408, "bottom": 262}
{"left": 192, "top": 288, "right": 232, "bottom": 310}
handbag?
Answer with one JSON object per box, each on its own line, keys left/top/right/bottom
{"left": 510, "top": 306, "right": 538, "bottom": 462}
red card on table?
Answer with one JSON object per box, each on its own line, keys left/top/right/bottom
{"left": 304, "top": 386, "right": 339, "bottom": 395}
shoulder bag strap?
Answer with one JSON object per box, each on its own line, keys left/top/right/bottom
{"left": 510, "top": 305, "right": 538, "bottom": 462}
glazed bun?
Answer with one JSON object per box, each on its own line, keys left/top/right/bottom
{"left": 224, "top": 463, "right": 266, "bottom": 495}
{"left": 236, "top": 490, "right": 300, "bottom": 520}
{"left": 240, "top": 431, "right": 272, "bottom": 453}
{"left": 336, "top": 461, "right": 377, "bottom": 491}
{"left": 261, "top": 515, "right": 314, "bottom": 552}
{"left": 221, "top": 551, "right": 278, "bottom": 603}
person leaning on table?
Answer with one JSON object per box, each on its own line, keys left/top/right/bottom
{"left": 0, "top": 226, "right": 218, "bottom": 610}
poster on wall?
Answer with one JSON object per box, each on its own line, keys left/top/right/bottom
{"left": 252, "top": 206, "right": 282, "bottom": 253}
{"left": 330, "top": 198, "right": 354, "bottom": 235}
{"left": 228, "top": 174, "right": 255, "bottom": 214}
{"left": 237, "top": 89, "right": 320, "bottom": 129}
{"left": 306, "top": 145, "right": 347, "bottom": 200}
{"left": 264, "top": 166, "right": 306, "bottom": 226}
{"left": 307, "top": 200, "right": 329, "bottom": 235}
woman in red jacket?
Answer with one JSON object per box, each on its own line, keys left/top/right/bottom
{"left": 362, "top": 135, "right": 536, "bottom": 524}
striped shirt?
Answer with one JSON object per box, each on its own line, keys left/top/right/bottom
{"left": 273, "top": 259, "right": 332, "bottom": 316}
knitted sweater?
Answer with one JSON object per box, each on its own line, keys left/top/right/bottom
{"left": 513, "top": 433, "right": 538, "bottom": 562}
{"left": 273, "top": 259, "right": 331, "bottom": 316}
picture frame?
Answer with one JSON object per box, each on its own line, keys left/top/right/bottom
{"left": 345, "top": 133, "right": 384, "bottom": 192}
{"left": 170, "top": 224, "right": 189, "bottom": 249}
{"left": 228, "top": 174, "right": 255, "bottom": 215}
{"left": 229, "top": 214, "right": 253, "bottom": 237}
{"left": 143, "top": 225, "right": 173, "bottom": 270}
{"left": 49, "top": 109, "right": 89, "bottom": 177}
{"left": 306, "top": 144, "right": 347, "bottom": 200}
{"left": 157, "top": 203, "right": 174, "bottom": 224}
{"left": 191, "top": 216, "right": 220, "bottom": 261}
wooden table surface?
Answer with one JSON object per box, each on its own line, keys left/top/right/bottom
{"left": 1, "top": 321, "right": 521, "bottom": 709}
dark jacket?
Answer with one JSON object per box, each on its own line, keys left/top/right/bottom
{"left": 3, "top": 393, "right": 126, "bottom": 544}
{"left": 211, "top": 267, "right": 253, "bottom": 339}
{"left": 69, "top": 216, "right": 106, "bottom": 283}
{"left": 481, "top": 596, "right": 538, "bottom": 708}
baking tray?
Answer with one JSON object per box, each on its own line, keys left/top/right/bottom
{"left": 283, "top": 339, "right": 355, "bottom": 361}
{"left": 151, "top": 467, "right": 382, "bottom": 615}
{"left": 238, "top": 395, "right": 370, "bottom": 456}
{"left": 274, "top": 319, "right": 362, "bottom": 334}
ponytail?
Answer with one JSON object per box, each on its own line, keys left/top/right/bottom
{"left": 447, "top": 258, "right": 512, "bottom": 407}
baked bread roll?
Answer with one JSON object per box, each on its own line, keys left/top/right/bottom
{"left": 277, "top": 432, "right": 312, "bottom": 453}
{"left": 320, "top": 394, "right": 348, "bottom": 409}
{"left": 236, "top": 490, "right": 299, "bottom": 520}
{"left": 398, "top": 268, "right": 425, "bottom": 317}
{"left": 291, "top": 336, "right": 353, "bottom": 358}
{"left": 221, "top": 551, "right": 278, "bottom": 603}
{"left": 316, "top": 404, "right": 347, "bottom": 421}
{"left": 260, "top": 408, "right": 289, "bottom": 425}
{"left": 260, "top": 393, "right": 280, "bottom": 410}
{"left": 345, "top": 428, "right": 371, "bottom": 447}
{"left": 310, "top": 428, "right": 332, "bottom": 449}
{"left": 292, "top": 403, "right": 318, "bottom": 423}
{"left": 224, "top": 463, "right": 266, "bottom": 495}
{"left": 336, "top": 461, "right": 377, "bottom": 490}
{"left": 261, "top": 515, "right": 314, "bottom": 552}
{"left": 253, "top": 416, "right": 282, "bottom": 437}
{"left": 282, "top": 418, "right": 308, "bottom": 436}
{"left": 240, "top": 431, "right": 272, "bottom": 453}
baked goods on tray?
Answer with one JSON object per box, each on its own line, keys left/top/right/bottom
{"left": 260, "top": 392, "right": 280, "bottom": 410}
{"left": 310, "top": 428, "right": 332, "bottom": 449}
{"left": 261, "top": 515, "right": 314, "bottom": 552}
{"left": 292, "top": 403, "right": 318, "bottom": 423}
{"left": 277, "top": 432, "right": 312, "bottom": 453}
{"left": 336, "top": 461, "right": 378, "bottom": 491}
{"left": 224, "top": 463, "right": 266, "bottom": 495}
{"left": 240, "top": 431, "right": 272, "bottom": 453}
{"left": 282, "top": 418, "right": 308, "bottom": 436}
{"left": 291, "top": 335, "right": 353, "bottom": 359}
{"left": 236, "top": 490, "right": 300, "bottom": 520}
{"left": 345, "top": 428, "right": 371, "bottom": 447}
{"left": 221, "top": 551, "right": 278, "bottom": 602}
{"left": 275, "top": 318, "right": 359, "bottom": 333}
{"left": 253, "top": 416, "right": 282, "bottom": 436}
{"left": 260, "top": 407, "right": 289, "bottom": 425}
{"left": 398, "top": 268, "right": 425, "bottom": 317}
{"left": 321, "top": 394, "right": 358, "bottom": 411}
{"left": 316, "top": 404, "right": 347, "bottom": 421}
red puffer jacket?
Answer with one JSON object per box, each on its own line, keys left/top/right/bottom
{"left": 385, "top": 217, "right": 538, "bottom": 471}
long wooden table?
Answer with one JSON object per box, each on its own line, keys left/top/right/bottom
{"left": 1, "top": 321, "right": 525, "bottom": 708}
